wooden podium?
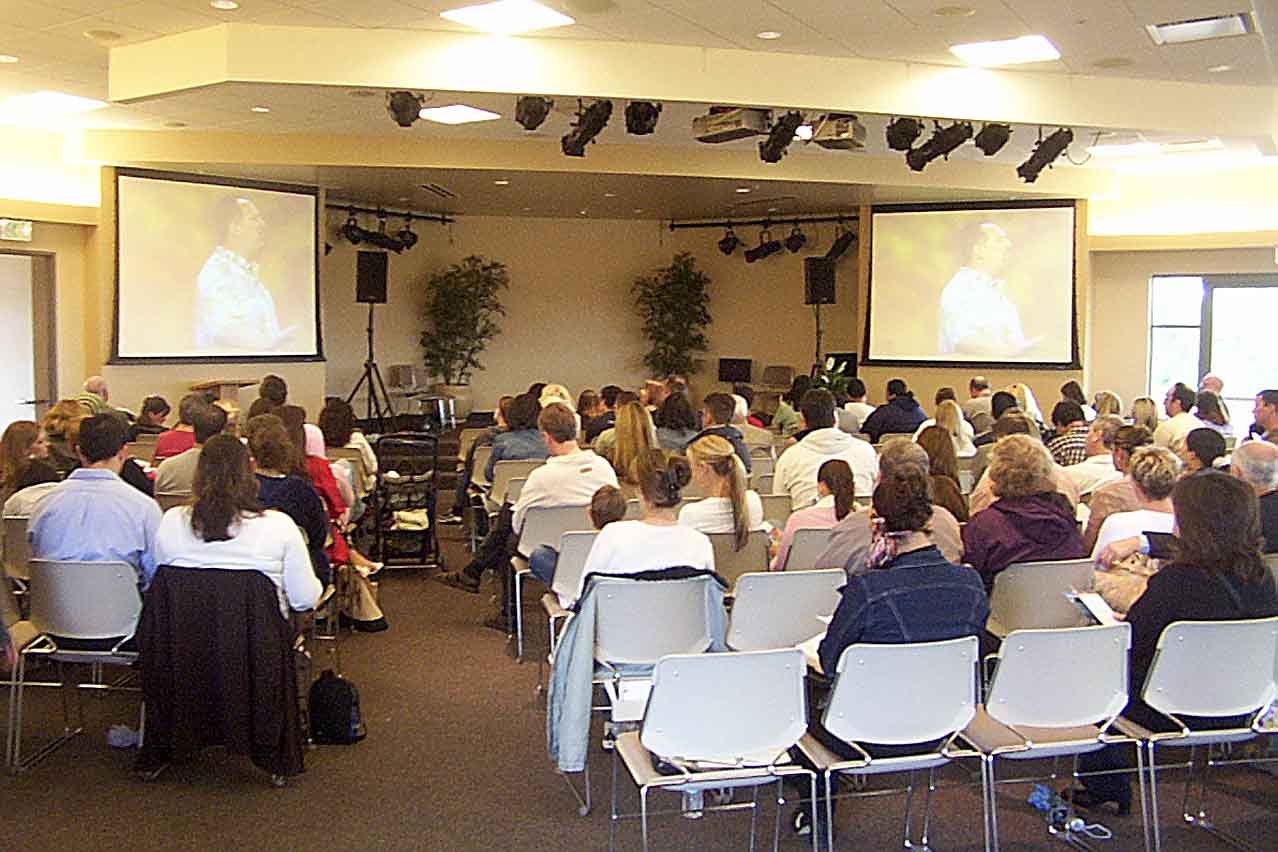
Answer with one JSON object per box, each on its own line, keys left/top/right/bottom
{"left": 190, "top": 379, "right": 257, "bottom": 406}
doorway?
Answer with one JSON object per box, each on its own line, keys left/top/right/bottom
{"left": 0, "top": 252, "right": 56, "bottom": 423}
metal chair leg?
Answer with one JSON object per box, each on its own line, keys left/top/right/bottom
{"left": 514, "top": 569, "right": 524, "bottom": 662}
{"left": 608, "top": 747, "right": 618, "bottom": 852}
{"left": 1134, "top": 740, "right": 1153, "bottom": 852}
{"left": 1148, "top": 744, "right": 1163, "bottom": 852}
{"left": 1180, "top": 745, "right": 1260, "bottom": 851}
{"left": 640, "top": 785, "right": 651, "bottom": 852}
{"left": 748, "top": 783, "right": 759, "bottom": 852}
{"left": 985, "top": 756, "right": 1001, "bottom": 852}
{"left": 902, "top": 770, "right": 916, "bottom": 849}
{"left": 918, "top": 767, "right": 936, "bottom": 851}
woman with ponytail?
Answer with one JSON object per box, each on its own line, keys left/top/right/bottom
{"left": 680, "top": 435, "right": 764, "bottom": 550}
{"left": 771, "top": 459, "right": 856, "bottom": 570}
{"left": 570, "top": 449, "right": 713, "bottom": 605}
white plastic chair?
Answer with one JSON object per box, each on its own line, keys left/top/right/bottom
{"left": 154, "top": 492, "right": 191, "bottom": 513}
{"left": 3, "top": 516, "right": 30, "bottom": 582}
{"left": 486, "top": 460, "right": 543, "bottom": 512}
{"left": 985, "top": 559, "right": 1094, "bottom": 638}
{"left": 759, "top": 494, "right": 791, "bottom": 530}
{"left": 707, "top": 530, "right": 770, "bottom": 589}
{"left": 610, "top": 648, "right": 816, "bottom": 852}
{"left": 469, "top": 444, "right": 494, "bottom": 491}
{"left": 797, "top": 637, "right": 981, "bottom": 851}
{"left": 779, "top": 527, "right": 834, "bottom": 572}
{"left": 540, "top": 530, "right": 598, "bottom": 665}
{"left": 752, "top": 455, "right": 776, "bottom": 477}
{"left": 727, "top": 570, "right": 844, "bottom": 651}
{"left": 510, "top": 504, "right": 592, "bottom": 660}
{"left": 754, "top": 473, "right": 774, "bottom": 494}
{"left": 8, "top": 559, "right": 143, "bottom": 772}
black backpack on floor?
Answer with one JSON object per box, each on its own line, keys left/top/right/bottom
{"left": 308, "top": 669, "right": 367, "bottom": 745}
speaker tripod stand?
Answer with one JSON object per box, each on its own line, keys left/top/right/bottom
{"left": 346, "top": 301, "right": 395, "bottom": 433}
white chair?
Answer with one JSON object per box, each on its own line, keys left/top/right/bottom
{"left": 154, "top": 492, "right": 191, "bottom": 513}
{"left": 3, "top": 516, "right": 30, "bottom": 583}
{"left": 985, "top": 559, "right": 1094, "bottom": 638}
{"left": 707, "top": 530, "right": 770, "bottom": 588}
{"left": 796, "top": 637, "right": 981, "bottom": 851}
{"left": 7, "top": 559, "right": 143, "bottom": 772}
{"left": 456, "top": 427, "right": 487, "bottom": 467}
{"left": 504, "top": 477, "right": 527, "bottom": 506}
{"left": 540, "top": 530, "right": 599, "bottom": 667}
{"left": 961, "top": 623, "right": 1150, "bottom": 852}
{"left": 1119, "top": 617, "right": 1278, "bottom": 851}
{"left": 470, "top": 444, "right": 494, "bottom": 490}
{"left": 610, "top": 648, "right": 816, "bottom": 852}
{"left": 484, "top": 459, "right": 544, "bottom": 518}
{"left": 510, "top": 504, "right": 592, "bottom": 660}
{"left": 727, "top": 570, "right": 844, "bottom": 651}
{"left": 623, "top": 499, "right": 643, "bottom": 520}
{"left": 779, "top": 527, "right": 834, "bottom": 572}
{"left": 754, "top": 473, "right": 774, "bottom": 494}
{"left": 759, "top": 494, "right": 791, "bottom": 530}
{"left": 752, "top": 455, "right": 776, "bottom": 477}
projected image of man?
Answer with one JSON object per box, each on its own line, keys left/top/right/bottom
{"left": 937, "top": 223, "right": 1033, "bottom": 357}
{"left": 195, "top": 197, "right": 296, "bottom": 351}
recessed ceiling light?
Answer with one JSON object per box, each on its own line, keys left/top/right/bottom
{"left": 440, "top": 0, "right": 574, "bottom": 35}
{"left": 420, "top": 104, "right": 501, "bottom": 124}
{"left": 210, "top": 0, "right": 239, "bottom": 10}
{"left": 83, "top": 29, "right": 123, "bottom": 43}
{"left": 250, "top": 105, "right": 270, "bottom": 113}
{"left": 522, "top": 206, "right": 532, "bottom": 211}
{"left": 633, "top": 208, "right": 643, "bottom": 214}
{"left": 1146, "top": 13, "right": 1252, "bottom": 46}
{"left": 1, "top": 91, "right": 107, "bottom": 116}
{"left": 949, "top": 34, "right": 1060, "bottom": 66}
{"left": 163, "top": 120, "right": 187, "bottom": 128}
{"left": 735, "top": 187, "right": 752, "bottom": 194}
{"left": 756, "top": 31, "right": 782, "bottom": 40}
{"left": 493, "top": 179, "right": 510, "bottom": 185}
{"left": 933, "top": 5, "right": 975, "bottom": 17}
{"left": 794, "top": 124, "right": 813, "bottom": 141}
{"left": 603, "top": 192, "right": 616, "bottom": 198}
{"left": 578, "top": 209, "right": 588, "bottom": 215}
{"left": 1207, "top": 64, "right": 1234, "bottom": 73}
{"left": 0, "top": 55, "right": 18, "bottom": 64}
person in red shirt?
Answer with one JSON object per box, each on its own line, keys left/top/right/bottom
{"left": 152, "top": 393, "right": 204, "bottom": 464}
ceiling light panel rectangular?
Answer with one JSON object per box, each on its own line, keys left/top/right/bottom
{"left": 440, "top": 0, "right": 575, "bottom": 34}
{"left": 1145, "top": 12, "right": 1253, "bottom": 45}
{"left": 419, "top": 104, "right": 502, "bottom": 124}
{"left": 949, "top": 34, "right": 1061, "bottom": 65}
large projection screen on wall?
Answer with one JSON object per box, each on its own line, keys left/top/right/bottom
{"left": 114, "top": 169, "right": 322, "bottom": 363}
{"left": 864, "top": 201, "right": 1078, "bottom": 368}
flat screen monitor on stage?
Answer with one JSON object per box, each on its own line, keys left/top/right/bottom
{"left": 113, "top": 169, "right": 322, "bottom": 362}
{"left": 864, "top": 201, "right": 1078, "bottom": 368}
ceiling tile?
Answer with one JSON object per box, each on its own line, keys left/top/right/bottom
{"left": 4, "top": 0, "right": 98, "bottom": 30}
{"left": 44, "top": 16, "right": 161, "bottom": 46}
{"left": 97, "top": 3, "right": 223, "bottom": 35}
{"left": 582, "top": 8, "right": 738, "bottom": 47}
{"left": 768, "top": 0, "right": 908, "bottom": 36}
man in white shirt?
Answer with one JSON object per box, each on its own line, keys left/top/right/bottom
{"left": 842, "top": 378, "right": 875, "bottom": 432}
{"left": 937, "top": 223, "right": 1036, "bottom": 356}
{"left": 774, "top": 389, "right": 878, "bottom": 506}
{"left": 1152, "top": 382, "right": 1202, "bottom": 449}
{"left": 1063, "top": 415, "right": 1125, "bottom": 497}
{"left": 154, "top": 402, "right": 227, "bottom": 494}
{"left": 961, "top": 376, "right": 994, "bottom": 433}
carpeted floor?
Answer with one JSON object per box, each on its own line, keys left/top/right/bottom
{"left": 2, "top": 525, "right": 1275, "bottom": 850}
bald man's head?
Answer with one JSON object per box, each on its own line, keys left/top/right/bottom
{"left": 83, "top": 375, "right": 107, "bottom": 400}
{"left": 1200, "top": 373, "right": 1224, "bottom": 394}
{"left": 1232, "top": 440, "right": 1278, "bottom": 495}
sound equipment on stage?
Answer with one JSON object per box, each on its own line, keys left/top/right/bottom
{"left": 717, "top": 358, "right": 753, "bottom": 383}
{"left": 804, "top": 257, "right": 836, "bottom": 305}
{"left": 347, "top": 252, "right": 393, "bottom": 430}
{"left": 356, "top": 251, "right": 389, "bottom": 304}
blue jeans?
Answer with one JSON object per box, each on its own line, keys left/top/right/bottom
{"left": 529, "top": 545, "right": 559, "bottom": 586}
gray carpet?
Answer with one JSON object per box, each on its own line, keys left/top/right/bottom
{"left": 2, "top": 526, "right": 1275, "bottom": 850}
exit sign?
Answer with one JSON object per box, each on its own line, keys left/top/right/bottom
{"left": 0, "top": 219, "right": 32, "bottom": 241}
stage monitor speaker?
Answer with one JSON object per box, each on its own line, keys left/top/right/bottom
{"left": 804, "top": 257, "right": 836, "bottom": 305}
{"left": 718, "top": 358, "right": 753, "bottom": 383}
{"left": 826, "top": 352, "right": 857, "bottom": 377}
{"left": 356, "top": 251, "right": 389, "bottom": 304}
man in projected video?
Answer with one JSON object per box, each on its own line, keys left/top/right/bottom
{"left": 937, "top": 222, "right": 1034, "bottom": 357}
{"left": 195, "top": 196, "right": 296, "bottom": 351}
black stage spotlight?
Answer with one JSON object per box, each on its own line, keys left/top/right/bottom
{"left": 386, "top": 91, "right": 425, "bottom": 128}
{"left": 825, "top": 229, "right": 856, "bottom": 261}
{"left": 515, "top": 95, "right": 553, "bottom": 131}
{"left": 365, "top": 214, "right": 405, "bottom": 253}
{"left": 718, "top": 227, "right": 741, "bottom": 256}
{"left": 759, "top": 111, "right": 805, "bottom": 163}
{"left": 744, "top": 230, "right": 784, "bottom": 263}
{"left": 974, "top": 123, "right": 1012, "bottom": 156}
{"left": 339, "top": 210, "right": 363, "bottom": 244}
{"left": 784, "top": 224, "right": 807, "bottom": 253}
{"left": 395, "top": 216, "right": 418, "bottom": 250}
{"left": 625, "top": 101, "right": 661, "bottom": 135}
{"left": 561, "top": 99, "right": 613, "bottom": 157}
{"left": 1017, "top": 127, "right": 1073, "bottom": 183}
{"left": 885, "top": 117, "right": 922, "bottom": 151}
{"left": 905, "top": 121, "right": 973, "bottom": 172}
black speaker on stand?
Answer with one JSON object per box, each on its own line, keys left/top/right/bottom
{"left": 346, "top": 251, "right": 394, "bottom": 432}
{"left": 805, "top": 257, "right": 837, "bottom": 367}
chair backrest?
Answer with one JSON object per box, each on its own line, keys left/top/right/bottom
{"left": 125, "top": 442, "right": 154, "bottom": 464}
{"left": 27, "top": 559, "right": 143, "bottom": 640}
{"left": 327, "top": 446, "right": 366, "bottom": 484}
{"left": 727, "top": 569, "right": 845, "bottom": 651}
{"left": 759, "top": 493, "right": 792, "bottom": 530}
{"left": 780, "top": 527, "right": 834, "bottom": 571}
{"left": 641, "top": 649, "right": 807, "bottom": 766}
{"left": 471, "top": 445, "right": 494, "bottom": 488}
{"left": 986, "top": 623, "right": 1131, "bottom": 728}
{"left": 877, "top": 432, "right": 916, "bottom": 445}
{"left": 491, "top": 459, "right": 543, "bottom": 504}
{"left": 594, "top": 575, "right": 715, "bottom": 664}
{"left": 550, "top": 530, "right": 598, "bottom": 603}
{"left": 681, "top": 480, "right": 706, "bottom": 500}
{"left": 623, "top": 498, "right": 643, "bottom": 520}
{"left": 707, "top": 530, "right": 771, "bottom": 587}
{"left": 752, "top": 455, "right": 776, "bottom": 477}
{"left": 505, "top": 477, "right": 527, "bottom": 505}
{"left": 988, "top": 559, "right": 1094, "bottom": 633}
{"left": 457, "top": 427, "right": 487, "bottom": 462}
{"left": 824, "top": 637, "right": 979, "bottom": 745}
{"left": 1142, "top": 617, "right": 1278, "bottom": 720}
{"left": 132, "top": 432, "right": 159, "bottom": 444}
{"left": 754, "top": 473, "right": 774, "bottom": 494}
{"left": 3, "top": 515, "right": 30, "bottom": 581}
{"left": 155, "top": 492, "right": 192, "bottom": 513}
{"left": 516, "top": 504, "right": 591, "bottom": 558}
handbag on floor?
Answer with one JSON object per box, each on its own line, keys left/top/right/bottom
{"left": 308, "top": 669, "right": 367, "bottom": 745}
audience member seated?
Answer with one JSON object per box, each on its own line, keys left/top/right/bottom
{"left": 154, "top": 434, "right": 321, "bottom": 619}
{"left": 771, "top": 459, "right": 854, "bottom": 570}
{"left": 1092, "top": 391, "right": 1122, "bottom": 419}
{"left": 654, "top": 392, "right": 699, "bottom": 451}
{"left": 1250, "top": 389, "right": 1278, "bottom": 440}
{"left": 127, "top": 395, "right": 170, "bottom": 441}
{"left": 962, "top": 375, "right": 995, "bottom": 434}
{"left": 690, "top": 392, "right": 751, "bottom": 472}
{"left": 155, "top": 401, "right": 227, "bottom": 494}
{"left": 962, "top": 434, "right": 1085, "bottom": 592}
{"left": 679, "top": 435, "right": 764, "bottom": 545}
{"left": 840, "top": 378, "right": 875, "bottom": 433}
{"left": 914, "top": 425, "right": 969, "bottom": 522}
{"left": 289, "top": 417, "right": 381, "bottom": 579}
{"left": 1047, "top": 400, "right": 1090, "bottom": 466}
{"left": 570, "top": 450, "right": 712, "bottom": 605}
{"left": 246, "top": 373, "right": 288, "bottom": 421}
{"left": 860, "top": 378, "right": 927, "bottom": 443}
{"left": 774, "top": 389, "right": 879, "bottom": 506}
{"left": 440, "top": 394, "right": 512, "bottom": 524}
{"left": 968, "top": 415, "right": 1080, "bottom": 515}
{"left": 1195, "top": 389, "right": 1232, "bottom": 436}
{"left": 584, "top": 384, "right": 622, "bottom": 443}
{"left": 2, "top": 459, "right": 60, "bottom": 517}
{"left": 528, "top": 484, "right": 627, "bottom": 593}
{"left": 74, "top": 375, "right": 110, "bottom": 416}
{"left": 1082, "top": 425, "right": 1156, "bottom": 551}
{"left": 1060, "top": 380, "right": 1096, "bottom": 421}
{"left": 29, "top": 413, "right": 162, "bottom": 587}
{"left": 1005, "top": 382, "right": 1045, "bottom": 430}
{"left": 596, "top": 399, "right": 654, "bottom": 487}
{"left": 913, "top": 398, "right": 976, "bottom": 458}
{"left": 43, "top": 400, "right": 84, "bottom": 479}
{"left": 319, "top": 397, "right": 377, "bottom": 490}
{"left": 576, "top": 389, "right": 604, "bottom": 431}
{"left": 1153, "top": 382, "right": 1202, "bottom": 449}
{"left": 485, "top": 392, "right": 547, "bottom": 482}
{"left": 1177, "top": 427, "right": 1227, "bottom": 474}
{"left": 245, "top": 414, "right": 331, "bottom": 586}
{"left": 732, "top": 383, "right": 768, "bottom": 429}
{"left": 731, "top": 393, "right": 774, "bottom": 448}
{"left": 1130, "top": 396, "right": 1159, "bottom": 434}
{"left": 539, "top": 383, "right": 581, "bottom": 431}
{"left": 1062, "top": 414, "right": 1125, "bottom": 498}
{"left": 152, "top": 393, "right": 204, "bottom": 465}
{"left": 0, "top": 420, "right": 48, "bottom": 502}
{"left": 972, "top": 390, "right": 1020, "bottom": 447}
{"left": 772, "top": 376, "right": 809, "bottom": 437}
{"left": 1070, "top": 472, "right": 1278, "bottom": 815}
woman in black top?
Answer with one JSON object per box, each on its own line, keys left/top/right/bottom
{"left": 246, "top": 414, "right": 331, "bottom": 585}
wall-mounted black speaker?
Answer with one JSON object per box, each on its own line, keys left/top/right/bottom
{"left": 804, "top": 257, "right": 835, "bottom": 305}
{"left": 356, "top": 251, "right": 389, "bottom": 304}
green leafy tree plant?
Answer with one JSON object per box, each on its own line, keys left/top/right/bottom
{"left": 631, "top": 252, "right": 712, "bottom": 377}
{"left": 420, "top": 255, "right": 509, "bottom": 385}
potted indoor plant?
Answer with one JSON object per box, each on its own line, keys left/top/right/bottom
{"left": 632, "top": 252, "right": 712, "bottom": 378}
{"left": 420, "top": 255, "right": 509, "bottom": 419}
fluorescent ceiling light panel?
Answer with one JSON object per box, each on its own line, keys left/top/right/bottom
{"left": 1086, "top": 141, "right": 1160, "bottom": 158}
{"left": 2, "top": 91, "right": 107, "bottom": 115}
{"left": 419, "top": 104, "right": 502, "bottom": 124}
{"left": 949, "top": 34, "right": 1060, "bottom": 66}
{"left": 440, "top": 0, "right": 574, "bottom": 34}
{"left": 1146, "top": 13, "right": 1252, "bottom": 45}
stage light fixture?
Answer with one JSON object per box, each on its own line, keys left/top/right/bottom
{"left": 905, "top": 121, "right": 973, "bottom": 172}
{"left": 885, "top": 117, "right": 922, "bottom": 151}
{"left": 784, "top": 224, "right": 807, "bottom": 253}
{"left": 1017, "top": 127, "right": 1073, "bottom": 183}
{"left": 759, "top": 111, "right": 805, "bottom": 163}
{"left": 386, "top": 91, "right": 426, "bottom": 127}
{"left": 744, "top": 229, "right": 784, "bottom": 263}
{"left": 974, "top": 122, "right": 1012, "bottom": 156}
{"left": 561, "top": 99, "right": 613, "bottom": 157}
{"left": 825, "top": 228, "right": 857, "bottom": 261}
{"left": 515, "top": 95, "right": 553, "bottom": 130}
{"left": 717, "top": 227, "right": 741, "bottom": 256}
{"left": 625, "top": 101, "right": 661, "bottom": 135}
{"left": 396, "top": 216, "right": 418, "bottom": 250}
{"left": 339, "top": 210, "right": 363, "bottom": 244}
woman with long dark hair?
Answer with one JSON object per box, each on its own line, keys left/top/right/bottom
{"left": 772, "top": 459, "right": 856, "bottom": 570}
